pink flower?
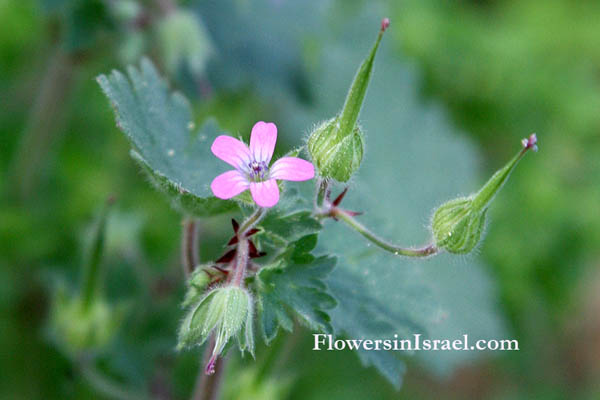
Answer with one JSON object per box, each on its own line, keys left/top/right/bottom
{"left": 210, "top": 121, "right": 315, "bottom": 208}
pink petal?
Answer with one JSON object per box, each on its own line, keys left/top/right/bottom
{"left": 250, "top": 179, "right": 279, "bottom": 208}
{"left": 270, "top": 157, "right": 315, "bottom": 181}
{"left": 211, "top": 170, "right": 250, "bottom": 199}
{"left": 211, "top": 135, "right": 251, "bottom": 169}
{"left": 249, "top": 121, "right": 277, "bottom": 164}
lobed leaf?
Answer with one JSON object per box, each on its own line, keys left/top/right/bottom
{"left": 97, "top": 59, "right": 237, "bottom": 217}
{"left": 255, "top": 235, "right": 337, "bottom": 344}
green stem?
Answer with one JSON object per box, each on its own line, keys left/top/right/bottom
{"left": 81, "top": 199, "right": 113, "bottom": 310}
{"left": 333, "top": 210, "right": 437, "bottom": 257}
{"left": 238, "top": 207, "right": 266, "bottom": 235}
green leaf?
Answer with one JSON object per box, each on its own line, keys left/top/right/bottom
{"left": 255, "top": 235, "right": 337, "bottom": 344}
{"left": 97, "top": 59, "right": 238, "bottom": 217}
{"left": 258, "top": 210, "right": 322, "bottom": 247}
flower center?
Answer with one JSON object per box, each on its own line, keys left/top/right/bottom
{"left": 248, "top": 160, "right": 269, "bottom": 182}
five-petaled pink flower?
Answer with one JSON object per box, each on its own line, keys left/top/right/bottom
{"left": 210, "top": 121, "right": 315, "bottom": 208}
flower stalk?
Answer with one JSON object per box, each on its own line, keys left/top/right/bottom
{"left": 330, "top": 208, "right": 438, "bottom": 257}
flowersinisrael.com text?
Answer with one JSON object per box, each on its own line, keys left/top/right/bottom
{"left": 313, "top": 334, "right": 519, "bottom": 352}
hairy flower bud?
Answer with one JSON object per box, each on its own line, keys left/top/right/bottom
{"left": 178, "top": 286, "right": 254, "bottom": 373}
{"left": 307, "top": 118, "right": 364, "bottom": 182}
{"left": 431, "top": 197, "right": 487, "bottom": 254}
{"left": 307, "top": 19, "right": 389, "bottom": 182}
{"left": 431, "top": 134, "right": 538, "bottom": 254}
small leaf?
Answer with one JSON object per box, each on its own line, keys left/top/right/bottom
{"left": 255, "top": 236, "right": 337, "bottom": 344}
{"left": 259, "top": 211, "right": 322, "bottom": 245}
{"left": 97, "top": 59, "right": 238, "bottom": 217}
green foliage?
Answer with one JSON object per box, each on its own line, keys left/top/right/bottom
{"left": 97, "top": 59, "right": 238, "bottom": 217}
{"left": 259, "top": 210, "right": 322, "bottom": 248}
{"left": 255, "top": 235, "right": 337, "bottom": 344}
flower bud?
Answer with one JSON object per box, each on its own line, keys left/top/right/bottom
{"left": 431, "top": 197, "right": 487, "bottom": 254}
{"left": 49, "top": 287, "right": 125, "bottom": 354}
{"left": 307, "top": 118, "right": 364, "bottom": 182}
{"left": 181, "top": 266, "right": 211, "bottom": 308}
{"left": 307, "top": 19, "right": 389, "bottom": 182}
{"left": 431, "top": 134, "right": 538, "bottom": 254}
{"left": 178, "top": 286, "right": 254, "bottom": 373}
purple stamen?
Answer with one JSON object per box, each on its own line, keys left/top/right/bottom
{"left": 248, "top": 160, "right": 269, "bottom": 181}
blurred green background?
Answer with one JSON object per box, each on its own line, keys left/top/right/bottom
{"left": 1, "top": 0, "right": 599, "bottom": 399}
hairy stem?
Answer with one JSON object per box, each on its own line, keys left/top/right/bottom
{"left": 238, "top": 207, "right": 266, "bottom": 235}
{"left": 192, "top": 337, "right": 227, "bottom": 400}
{"left": 181, "top": 218, "right": 199, "bottom": 277}
{"left": 333, "top": 209, "right": 437, "bottom": 257}
{"left": 190, "top": 207, "right": 265, "bottom": 399}
{"left": 231, "top": 239, "right": 249, "bottom": 287}
{"left": 231, "top": 207, "right": 266, "bottom": 286}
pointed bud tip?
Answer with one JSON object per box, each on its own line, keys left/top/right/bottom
{"left": 381, "top": 18, "right": 390, "bottom": 32}
{"left": 521, "top": 133, "right": 538, "bottom": 152}
{"left": 204, "top": 356, "right": 217, "bottom": 375}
